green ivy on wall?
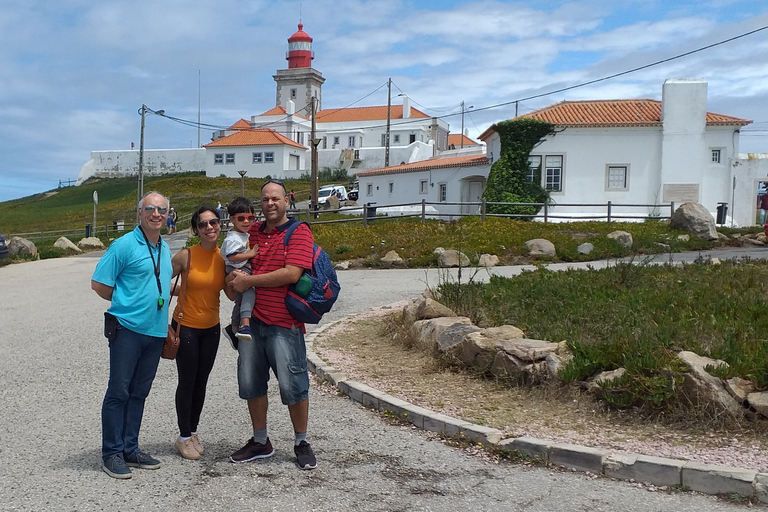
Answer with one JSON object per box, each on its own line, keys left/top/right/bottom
{"left": 483, "top": 118, "right": 556, "bottom": 217}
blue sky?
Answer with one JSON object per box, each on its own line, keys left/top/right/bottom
{"left": 1, "top": 0, "right": 767, "bottom": 202}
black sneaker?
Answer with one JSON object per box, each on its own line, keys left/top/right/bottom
{"left": 224, "top": 324, "right": 238, "bottom": 351}
{"left": 102, "top": 453, "right": 132, "bottom": 479}
{"left": 294, "top": 441, "right": 317, "bottom": 470}
{"left": 230, "top": 437, "right": 274, "bottom": 463}
{"left": 124, "top": 450, "right": 161, "bottom": 470}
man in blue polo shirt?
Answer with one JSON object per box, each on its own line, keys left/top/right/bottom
{"left": 91, "top": 191, "right": 172, "bottom": 479}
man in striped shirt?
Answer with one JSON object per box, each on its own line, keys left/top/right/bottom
{"left": 228, "top": 179, "right": 318, "bottom": 470}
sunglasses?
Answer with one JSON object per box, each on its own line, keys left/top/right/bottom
{"left": 261, "top": 179, "right": 287, "bottom": 193}
{"left": 143, "top": 205, "right": 168, "bottom": 214}
{"left": 196, "top": 218, "right": 221, "bottom": 229}
{"left": 234, "top": 214, "right": 256, "bottom": 222}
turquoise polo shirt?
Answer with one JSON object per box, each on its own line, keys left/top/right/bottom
{"left": 92, "top": 226, "right": 172, "bottom": 338}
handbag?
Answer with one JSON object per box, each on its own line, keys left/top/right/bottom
{"left": 163, "top": 249, "right": 190, "bottom": 360}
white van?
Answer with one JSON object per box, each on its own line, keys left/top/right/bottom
{"left": 317, "top": 185, "right": 348, "bottom": 204}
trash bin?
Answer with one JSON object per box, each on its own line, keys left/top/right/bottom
{"left": 366, "top": 203, "right": 377, "bottom": 223}
{"left": 716, "top": 202, "right": 728, "bottom": 224}
{"left": 85, "top": 223, "right": 92, "bottom": 238}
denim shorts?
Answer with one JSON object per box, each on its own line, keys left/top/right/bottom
{"left": 237, "top": 318, "right": 309, "bottom": 405}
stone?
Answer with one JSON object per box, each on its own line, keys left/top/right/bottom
{"left": 669, "top": 202, "right": 718, "bottom": 241}
{"left": 655, "top": 242, "right": 671, "bottom": 251}
{"left": 490, "top": 351, "right": 528, "bottom": 379}
{"left": 438, "top": 249, "right": 470, "bottom": 267}
{"left": 502, "top": 437, "right": 551, "bottom": 460}
{"left": 324, "top": 195, "right": 340, "bottom": 210}
{"left": 607, "top": 230, "right": 633, "bottom": 248}
{"left": 334, "top": 260, "right": 351, "bottom": 270}
{"left": 588, "top": 368, "right": 627, "bottom": 397}
{"left": 478, "top": 253, "right": 499, "bottom": 267}
{"left": 525, "top": 238, "right": 555, "bottom": 257}
{"left": 409, "top": 316, "right": 473, "bottom": 352}
{"left": 754, "top": 473, "right": 768, "bottom": 504}
{"left": 725, "top": 377, "right": 756, "bottom": 404}
{"left": 717, "top": 232, "right": 729, "bottom": 241}
{"left": 744, "top": 237, "right": 766, "bottom": 246}
{"left": 577, "top": 242, "right": 594, "bottom": 255}
{"left": 501, "top": 338, "right": 559, "bottom": 362}
{"left": 460, "top": 326, "right": 526, "bottom": 368}
{"left": 677, "top": 234, "right": 690, "bottom": 242}
{"left": 681, "top": 461, "right": 756, "bottom": 496}
{"left": 381, "top": 250, "right": 403, "bottom": 264}
{"left": 437, "top": 323, "right": 482, "bottom": 353}
{"left": 433, "top": 247, "right": 446, "bottom": 255}
{"left": 8, "top": 237, "right": 37, "bottom": 257}
{"left": 545, "top": 352, "right": 572, "bottom": 380}
{"left": 77, "top": 236, "right": 104, "bottom": 250}
{"left": 747, "top": 391, "right": 768, "bottom": 417}
{"left": 415, "top": 297, "right": 456, "bottom": 320}
{"left": 54, "top": 237, "right": 83, "bottom": 253}
{"left": 677, "top": 351, "right": 743, "bottom": 417}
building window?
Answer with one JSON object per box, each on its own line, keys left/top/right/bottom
{"left": 606, "top": 165, "right": 628, "bottom": 190}
{"left": 544, "top": 155, "right": 563, "bottom": 192}
{"left": 439, "top": 183, "right": 447, "bottom": 202}
{"left": 409, "top": 134, "right": 416, "bottom": 144}
{"left": 381, "top": 134, "right": 387, "bottom": 147}
{"left": 264, "top": 152, "right": 274, "bottom": 163}
{"left": 711, "top": 149, "right": 721, "bottom": 163}
{"left": 348, "top": 136, "right": 356, "bottom": 148}
{"left": 527, "top": 156, "right": 541, "bottom": 183}
{"left": 252, "top": 152, "right": 262, "bottom": 164}
{"left": 394, "top": 134, "right": 400, "bottom": 144}
{"left": 366, "top": 183, "right": 373, "bottom": 197}
{"left": 322, "top": 136, "right": 327, "bottom": 149}
{"left": 388, "top": 182, "right": 393, "bottom": 194}
{"left": 291, "top": 88, "right": 297, "bottom": 99}
{"left": 225, "top": 153, "right": 235, "bottom": 164}
{"left": 333, "top": 136, "right": 340, "bottom": 146}
{"left": 419, "top": 180, "right": 428, "bottom": 194}
{"left": 214, "top": 153, "right": 223, "bottom": 164}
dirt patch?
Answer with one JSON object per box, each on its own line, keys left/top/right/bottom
{"left": 312, "top": 309, "right": 768, "bottom": 472}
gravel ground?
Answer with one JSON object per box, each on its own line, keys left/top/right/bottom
{"left": 1, "top": 242, "right": 766, "bottom": 511}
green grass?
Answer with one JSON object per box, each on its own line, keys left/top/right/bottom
{"left": 437, "top": 259, "right": 768, "bottom": 413}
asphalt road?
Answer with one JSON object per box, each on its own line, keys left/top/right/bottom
{"left": 1, "top": 238, "right": 765, "bottom": 511}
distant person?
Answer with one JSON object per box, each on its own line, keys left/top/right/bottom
{"left": 167, "top": 207, "right": 178, "bottom": 234}
{"left": 220, "top": 197, "right": 259, "bottom": 343}
{"left": 228, "top": 179, "right": 317, "bottom": 470}
{"left": 91, "top": 191, "right": 172, "bottom": 479}
{"left": 216, "top": 201, "right": 223, "bottom": 217}
{"left": 758, "top": 193, "right": 768, "bottom": 225}
{"left": 289, "top": 189, "right": 296, "bottom": 209}
{"left": 170, "top": 206, "right": 235, "bottom": 460}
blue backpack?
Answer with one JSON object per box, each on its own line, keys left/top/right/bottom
{"left": 283, "top": 220, "right": 341, "bottom": 324}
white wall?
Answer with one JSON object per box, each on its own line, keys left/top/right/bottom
{"left": 318, "top": 141, "right": 434, "bottom": 171}
{"left": 205, "top": 145, "right": 306, "bottom": 179}
{"left": 77, "top": 148, "right": 205, "bottom": 185}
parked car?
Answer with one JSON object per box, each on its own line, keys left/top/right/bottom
{"left": 0, "top": 233, "right": 9, "bottom": 259}
{"left": 317, "top": 185, "right": 348, "bottom": 205}
{"left": 348, "top": 184, "right": 359, "bottom": 201}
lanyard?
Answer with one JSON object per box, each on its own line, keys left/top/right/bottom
{"left": 139, "top": 227, "right": 164, "bottom": 309}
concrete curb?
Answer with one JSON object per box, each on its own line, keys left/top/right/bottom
{"left": 306, "top": 310, "right": 768, "bottom": 503}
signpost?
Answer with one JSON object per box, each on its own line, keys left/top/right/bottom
{"left": 93, "top": 191, "right": 98, "bottom": 237}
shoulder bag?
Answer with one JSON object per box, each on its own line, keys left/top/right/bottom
{"left": 163, "top": 249, "right": 191, "bottom": 360}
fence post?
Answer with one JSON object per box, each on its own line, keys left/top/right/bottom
{"left": 544, "top": 203, "right": 549, "bottom": 223}
{"left": 481, "top": 198, "right": 486, "bottom": 222}
{"left": 421, "top": 199, "right": 425, "bottom": 223}
{"left": 607, "top": 201, "right": 612, "bottom": 223}
{"left": 670, "top": 202, "right": 675, "bottom": 218}
{"left": 363, "top": 204, "right": 368, "bottom": 227}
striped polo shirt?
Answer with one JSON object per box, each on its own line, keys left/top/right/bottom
{"left": 248, "top": 218, "right": 314, "bottom": 330}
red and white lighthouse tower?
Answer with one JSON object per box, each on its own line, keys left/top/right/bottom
{"left": 274, "top": 23, "right": 325, "bottom": 114}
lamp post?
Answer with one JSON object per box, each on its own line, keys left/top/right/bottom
{"left": 460, "top": 101, "right": 473, "bottom": 149}
{"left": 137, "top": 104, "right": 165, "bottom": 222}
{"left": 238, "top": 169, "right": 247, "bottom": 196}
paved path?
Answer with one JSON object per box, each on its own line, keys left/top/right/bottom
{"left": 0, "top": 242, "right": 764, "bottom": 511}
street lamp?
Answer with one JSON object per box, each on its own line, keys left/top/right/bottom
{"left": 460, "top": 101, "right": 473, "bottom": 149}
{"left": 137, "top": 104, "right": 165, "bottom": 222}
{"left": 238, "top": 169, "right": 247, "bottom": 197}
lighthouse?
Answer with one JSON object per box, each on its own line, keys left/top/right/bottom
{"left": 274, "top": 23, "right": 325, "bottom": 115}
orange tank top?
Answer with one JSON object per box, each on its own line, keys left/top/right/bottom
{"left": 173, "top": 244, "right": 226, "bottom": 329}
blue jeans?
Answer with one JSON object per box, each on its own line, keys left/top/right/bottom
{"left": 102, "top": 324, "right": 163, "bottom": 460}
{"left": 237, "top": 319, "right": 309, "bottom": 405}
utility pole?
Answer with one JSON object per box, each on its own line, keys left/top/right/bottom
{"left": 385, "top": 78, "right": 391, "bottom": 167}
{"left": 460, "top": 101, "right": 465, "bottom": 149}
{"left": 137, "top": 105, "right": 146, "bottom": 224}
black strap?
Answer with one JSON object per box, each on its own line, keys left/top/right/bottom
{"left": 139, "top": 227, "right": 163, "bottom": 307}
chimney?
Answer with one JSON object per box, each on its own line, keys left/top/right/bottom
{"left": 286, "top": 99, "right": 296, "bottom": 116}
{"left": 402, "top": 95, "right": 411, "bottom": 119}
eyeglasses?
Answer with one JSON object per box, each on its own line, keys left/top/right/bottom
{"left": 261, "top": 179, "right": 287, "bottom": 193}
{"left": 234, "top": 215, "right": 256, "bottom": 222}
{"left": 143, "top": 205, "right": 168, "bottom": 215}
{"left": 196, "top": 218, "right": 221, "bottom": 229}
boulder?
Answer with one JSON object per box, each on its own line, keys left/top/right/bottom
{"left": 717, "top": 232, "right": 729, "bottom": 241}
{"left": 545, "top": 353, "right": 572, "bottom": 380}
{"left": 677, "top": 351, "right": 743, "bottom": 417}
{"left": 433, "top": 247, "right": 446, "bottom": 255}
{"left": 669, "top": 202, "right": 718, "bottom": 241}
{"left": 437, "top": 323, "right": 482, "bottom": 353}
{"left": 54, "top": 237, "right": 83, "bottom": 253}
{"left": 577, "top": 242, "right": 594, "bottom": 255}
{"left": 501, "top": 338, "right": 560, "bottom": 362}
{"left": 77, "top": 236, "right": 104, "bottom": 250}
{"left": 416, "top": 297, "right": 456, "bottom": 320}
{"left": 8, "top": 237, "right": 37, "bottom": 257}
{"left": 478, "top": 253, "right": 499, "bottom": 267}
{"left": 460, "top": 325, "right": 526, "bottom": 369}
{"left": 381, "top": 250, "right": 403, "bottom": 264}
{"left": 588, "top": 368, "right": 627, "bottom": 396}
{"left": 607, "top": 230, "right": 633, "bottom": 248}
{"left": 324, "top": 195, "right": 340, "bottom": 210}
{"left": 655, "top": 242, "right": 671, "bottom": 251}
{"left": 677, "top": 234, "right": 690, "bottom": 242}
{"left": 747, "top": 391, "right": 768, "bottom": 417}
{"left": 334, "top": 260, "right": 351, "bottom": 270}
{"left": 525, "top": 238, "right": 555, "bottom": 257}
{"left": 725, "top": 377, "right": 756, "bottom": 404}
{"left": 438, "top": 249, "right": 470, "bottom": 267}
{"left": 410, "top": 317, "right": 473, "bottom": 352}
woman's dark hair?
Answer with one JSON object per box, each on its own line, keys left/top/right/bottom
{"left": 227, "top": 196, "right": 254, "bottom": 216}
{"left": 190, "top": 206, "right": 219, "bottom": 235}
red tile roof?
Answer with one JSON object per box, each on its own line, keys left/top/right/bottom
{"left": 228, "top": 119, "right": 252, "bottom": 130}
{"left": 258, "top": 106, "right": 307, "bottom": 119}
{"left": 355, "top": 154, "right": 489, "bottom": 177}
{"left": 316, "top": 105, "right": 429, "bottom": 123}
{"left": 203, "top": 128, "right": 306, "bottom": 149}
{"left": 448, "top": 133, "right": 478, "bottom": 147}
{"left": 479, "top": 99, "right": 752, "bottom": 139}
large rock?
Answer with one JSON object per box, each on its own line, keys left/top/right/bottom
{"left": 747, "top": 391, "right": 768, "bottom": 417}
{"left": 54, "top": 237, "right": 83, "bottom": 253}
{"left": 334, "top": 260, "right": 351, "bottom": 270}
{"left": 460, "top": 325, "right": 526, "bottom": 369}
{"left": 607, "top": 230, "right": 633, "bottom": 249}
{"left": 577, "top": 243, "right": 594, "bottom": 255}
{"left": 8, "top": 237, "right": 37, "bottom": 257}
{"left": 381, "top": 250, "right": 403, "bottom": 264}
{"left": 437, "top": 323, "right": 482, "bottom": 353}
{"left": 438, "top": 249, "right": 470, "bottom": 267}
{"left": 545, "top": 352, "right": 573, "bottom": 380}
{"left": 324, "top": 195, "right": 340, "bottom": 210}
{"left": 525, "top": 238, "right": 555, "bottom": 257}
{"left": 478, "top": 253, "right": 499, "bottom": 267}
{"left": 677, "top": 351, "right": 743, "bottom": 417}
{"left": 77, "top": 236, "right": 104, "bottom": 250}
{"left": 410, "top": 317, "right": 473, "bottom": 352}
{"left": 669, "top": 202, "right": 718, "bottom": 241}
{"left": 416, "top": 297, "right": 455, "bottom": 320}
{"left": 725, "top": 377, "right": 756, "bottom": 404}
